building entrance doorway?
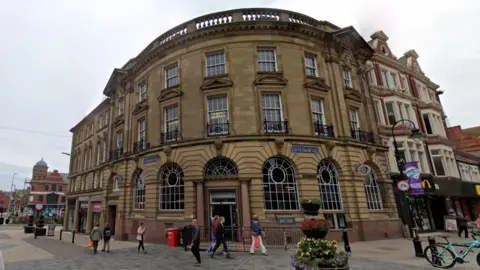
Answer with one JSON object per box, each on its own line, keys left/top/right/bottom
{"left": 209, "top": 191, "right": 238, "bottom": 241}
{"left": 108, "top": 205, "right": 116, "bottom": 236}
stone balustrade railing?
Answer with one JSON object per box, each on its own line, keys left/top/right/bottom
{"left": 137, "top": 8, "right": 330, "bottom": 62}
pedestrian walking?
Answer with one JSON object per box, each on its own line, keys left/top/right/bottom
{"left": 90, "top": 223, "right": 102, "bottom": 254}
{"left": 250, "top": 214, "right": 267, "bottom": 255}
{"left": 456, "top": 214, "right": 469, "bottom": 238}
{"left": 210, "top": 216, "right": 230, "bottom": 258}
{"left": 102, "top": 222, "right": 112, "bottom": 252}
{"left": 137, "top": 222, "right": 147, "bottom": 253}
{"left": 188, "top": 219, "right": 201, "bottom": 267}
{"left": 207, "top": 215, "right": 225, "bottom": 254}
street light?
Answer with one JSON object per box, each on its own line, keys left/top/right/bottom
{"left": 392, "top": 119, "right": 424, "bottom": 177}
{"left": 61, "top": 152, "right": 71, "bottom": 156}
{"left": 9, "top": 173, "right": 17, "bottom": 213}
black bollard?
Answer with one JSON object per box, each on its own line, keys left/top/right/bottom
{"left": 72, "top": 230, "right": 75, "bottom": 243}
{"left": 428, "top": 236, "right": 436, "bottom": 246}
{"left": 59, "top": 229, "right": 63, "bottom": 241}
{"left": 412, "top": 228, "right": 424, "bottom": 257}
{"left": 342, "top": 229, "right": 351, "bottom": 254}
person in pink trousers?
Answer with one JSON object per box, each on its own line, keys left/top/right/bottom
{"left": 137, "top": 222, "right": 147, "bottom": 253}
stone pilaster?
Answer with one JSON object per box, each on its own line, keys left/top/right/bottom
{"left": 72, "top": 198, "right": 79, "bottom": 231}
{"left": 86, "top": 200, "right": 93, "bottom": 234}
{"left": 240, "top": 179, "right": 251, "bottom": 227}
{"left": 195, "top": 180, "right": 205, "bottom": 227}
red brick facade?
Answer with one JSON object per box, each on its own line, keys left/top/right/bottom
{"left": 447, "top": 125, "right": 480, "bottom": 155}
{"left": 0, "top": 192, "right": 10, "bottom": 213}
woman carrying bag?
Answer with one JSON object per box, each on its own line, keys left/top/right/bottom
{"left": 209, "top": 216, "right": 230, "bottom": 258}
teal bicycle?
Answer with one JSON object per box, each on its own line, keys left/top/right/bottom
{"left": 424, "top": 233, "right": 480, "bottom": 268}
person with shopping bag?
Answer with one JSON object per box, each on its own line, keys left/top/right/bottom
{"left": 209, "top": 216, "right": 230, "bottom": 258}
{"left": 250, "top": 214, "right": 267, "bottom": 255}
{"left": 90, "top": 223, "right": 103, "bottom": 254}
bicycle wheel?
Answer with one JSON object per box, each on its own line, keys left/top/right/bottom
{"left": 424, "top": 244, "right": 456, "bottom": 269}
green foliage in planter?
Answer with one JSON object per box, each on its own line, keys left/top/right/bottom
{"left": 300, "top": 197, "right": 322, "bottom": 206}
{"left": 293, "top": 238, "right": 348, "bottom": 269}
{"left": 36, "top": 215, "right": 45, "bottom": 228}
{"left": 56, "top": 217, "right": 64, "bottom": 225}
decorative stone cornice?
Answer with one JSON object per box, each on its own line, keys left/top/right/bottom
{"left": 344, "top": 88, "right": 363, "bottom": 103}
{"left": 254, "top": 72, "right": 288, "bottom": 86}
{"left": 158, "top": 86, "right": 183, "bottom": 103}
{"left": 114, "top": 115, "right": 125, "bottom": 127}
{"left": 200, "top": 75, "right": 233, "bottom": 91}
{"left": 303, "top": 77, "right": 330, "bottom": 92}
{"left": 132, "top": 101, "right": 149, "bottom": 116}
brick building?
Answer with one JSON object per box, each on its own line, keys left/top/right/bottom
{"left": 27, "top": 158, "right": 68, "bottom": 218}
{"left": 447, "top": 125, "right": 480, "bottom": 157}
{"left": 65, "top": 8, "right": 403, "bottom": 242}
{"left": 0, "top": 191, "right": 10, "bottom": 214}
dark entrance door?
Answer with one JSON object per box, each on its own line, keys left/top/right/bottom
{"left": 209, "top": 191, "right": 238, "bottom": 242}
{"left": 108, "top": 205, "right": 116, "bottom": 236}
{"left": 430, "top": 197, "right": 447, "bottom": 230}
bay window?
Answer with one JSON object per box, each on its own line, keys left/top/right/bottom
{"left": 430, "top": 148, "right": 458, "bottom": 177}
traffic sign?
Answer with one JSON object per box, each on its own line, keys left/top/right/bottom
{"left": 397, "top": 180, "right": 410, "bottom": 192}
{"left": 35, "top": 202, "right": 44, "bottom": 211}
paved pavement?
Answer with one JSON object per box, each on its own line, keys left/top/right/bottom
{"left": 0, "top": 224, "right": 476, "bottom": 269}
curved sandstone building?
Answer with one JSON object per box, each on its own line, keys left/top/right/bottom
{"left": 65, "top": 8, "right": 401, "bottom": 243}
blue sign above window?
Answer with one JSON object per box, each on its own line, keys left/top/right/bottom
{"left": 291, "top": 145, "right": 320, "bottom": 153}
{"left": 143, "top": 155, "right": 160, "bottom": 164}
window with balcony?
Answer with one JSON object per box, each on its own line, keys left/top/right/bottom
{"left": 262, "top": 93, "right": 287, "bottom": 133}
{"left": 163, "top": 106, "right": 179, "bottom": 143}
{"left": 311, "top": 98, "right": 333, "bottom": 137}
{"left": 257, "top": 49, "right": 277, "bottom": 72}
{"left": 207, "top": 95, "right": 229, "bottom": 136}
{"left": 115, "top": 131, "right": 123, "bottom": 157}
{"left": 343, "top": 70, "right": 352, "bottom": 88}
{"left": 206, "top": 52, "right": 226, "bottom": 77}
{"left": 165, "top": 64, "right": 179, "bottom": 88}
{"left": 139, "top": 82, "right": 147, "bottom": 103}
{"left": 304, "top": 53, "right": 318, "bottom": 77}
{"left": 118, "top": 99, "right": 124, "bottom": 116}
{"left": 137, "top": 119, "right": 146, "bottom": 150}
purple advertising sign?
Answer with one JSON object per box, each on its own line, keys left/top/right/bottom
{"left": 404, "top": 161, "right": 424, "bottom": 195}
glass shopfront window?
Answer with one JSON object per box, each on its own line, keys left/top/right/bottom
{"left": 408, "top": 196, "right": 433, "bottom": 231}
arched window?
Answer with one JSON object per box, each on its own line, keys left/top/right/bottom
{"left": 363, "top": 165, "right": 383, "bottom": 210}
{"left": 159, "top": 163, "right": 184, "bottom": 210}
{"left": 318, "top": 160, "right": 343, "bottom": 210}
{"left": 262, "top": 157, "right": 299, "bottom": 210}
{"left": 205, "top": 157, "right": 238, "bottom": 177}
{"left": 133, "top": 171, "right": 146, "bottom": 210}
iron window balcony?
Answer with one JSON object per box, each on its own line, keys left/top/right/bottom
{"left": 264, "top": 119, "right": 289, "bottom": 134}
{"left": 161, "top": 130, "right": 179, "bottom": 144}
{"left": 207, "top": 121, "right": 230, "bottom": 137}
{"left": 313, "top": 121, "right": 335, "bottom": 138}
{"left": 133, "top": 139, "right": 149, "bottom": 153}
{"left": 110, "top": 148, "right": 123, "bottom": 161}
{"left": 351, "top": 129, "right": 375, "bottom": 143}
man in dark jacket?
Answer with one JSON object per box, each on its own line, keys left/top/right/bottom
{"left": 457, "top": 214, "right": 469, "bottom": 238}
{"left": 189, "top": 219, "right": 201, "bottom": 267}
{"left": 102, "top": 223, "right": 112, "bottom": 252}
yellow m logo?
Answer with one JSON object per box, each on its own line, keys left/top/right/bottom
{"left": 476, "top": 185, "right": 480, "bottom": 196}
{"left": 422, "top": 179, "right": 431, "bottom": 189}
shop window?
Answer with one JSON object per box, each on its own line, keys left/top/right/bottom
{"left": 133, "top": 171, "right": 146, "bottom": 210}
{"left": 363, "top": 166, "right": 383, "bottom": 210}
{"left": 159, "top": 163, "right": 184, "bottom": 211}
{"left": 262, "top": 157, "right": 299, "bottom": 210}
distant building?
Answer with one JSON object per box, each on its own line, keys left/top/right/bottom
{"left": 447, "top": 125, "right": 480, "bottom": 157}
{"left": 0, "top": 191, "right": 10, "bottom": 214}
{"left": 27, "top": 158, "right": 68, "bottom": 218}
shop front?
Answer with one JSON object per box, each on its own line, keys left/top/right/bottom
{"left": 426, "top": 177, "right": 464, "bottom": 231}
{"left": 77, "top": 201, "right": 88, "bottom": 233}
{"left": 91, "top": 201, "right": 103, "bottom": 228}
{"left": 461, "top": 182, "right": 480, "bottom": 220}
{"left": 67, "top": 200, "right": 75, "bottom": 231}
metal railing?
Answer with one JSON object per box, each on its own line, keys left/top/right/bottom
{"left": 110, "top": 148, "right": 123, "bottom": 161}
{"left": 264, "top": 120, "right": 289, "bottom": 134}
{"left": 161, "top": 130, "right": 180, "bottom": 144}
{"left": 351, "top": 129, "right": 375, "bottom": 143}
{"left": 207, "top": 122, "right": 230, "bottom": 137}
{"left": 313, "top": 122, "right": 335, "bottom": 137}
{"left": 133, "top": 139, "right": 149, "bottom": 153}
{"left": 192, "top": 227, "right": 303, "bottom": 251}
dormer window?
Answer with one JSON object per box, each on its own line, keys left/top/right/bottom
{"left": 380, "top": 46, "right": 388, "bottom": 55}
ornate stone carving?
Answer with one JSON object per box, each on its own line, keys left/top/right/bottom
{"left": 164, "top": 146, "right": 172, "bottom": 156}
{"left": 275, "top": 138, "right": 284, "bottom": 154}
{"left": 344, "top": 89, "right": 363, "bottom": 103}
{"left": 200, "top": 75, "right": 233, "bottom": 91}
{"left": 303, "top": 77, "right": 330, "bottom": 92}
{"left": 324, "top": 53, "right": 339, "bottom": 63}
{"left": 325, "top": 141, "right": 336, "bottom": 157}
{"left": 366, "top": 146, "right": 376, "bottom": 160}
{"left": 132, "top": 101, "right": 149, "bottom": 116}
{"left": 158, "top": 87, "right": 183, "bottom": 102}
{"left": 214, "top": 139, "right": 223, "bottom": 150}
{"left": 114, "top": 115, "right": 125, "bottom": 127}
{"left": 254, "top": 72, "right": 288, "bottom": 86}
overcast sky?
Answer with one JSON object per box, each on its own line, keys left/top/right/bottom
{"left": 0, "top": 0, "right": 478, "bottom": 191}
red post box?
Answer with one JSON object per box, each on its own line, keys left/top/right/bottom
{"left": 167, "top": 228, "right": 179, "bottom": 247}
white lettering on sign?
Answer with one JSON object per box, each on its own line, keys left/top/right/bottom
{"left": 410, "top": 183, "right": 422, "bottom": 189}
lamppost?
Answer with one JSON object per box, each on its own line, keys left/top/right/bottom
{"left": 392, "top": 119, "right": 424, "bottom": 235}
{"left": 9, "top": 173, "right": 17, "bottom": 213}
{"left": 61, "top": 152, "right": 71, "bottom": 156}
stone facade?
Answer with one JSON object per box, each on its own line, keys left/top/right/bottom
{"left": 65, "top": 8, "right": 402, "bottom": 242}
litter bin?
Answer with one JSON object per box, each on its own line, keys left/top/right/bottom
{"left": 166, "top": 228, "right": 179, "bottom": 247}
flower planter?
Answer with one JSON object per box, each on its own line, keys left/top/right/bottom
{"left": 302, "top": 228, "right": 328, "bottom": 239}
{"left": 301, "top": 203, "right": 321, "bottom": 215}
{"left": 35, "top": 227, "right": 46, "bottom": 236}
{"left": 294, "top": 263, "right": 349, "bottom": 270}
{"left": 24, "top": 226, "right": 35, "bottom": 234}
